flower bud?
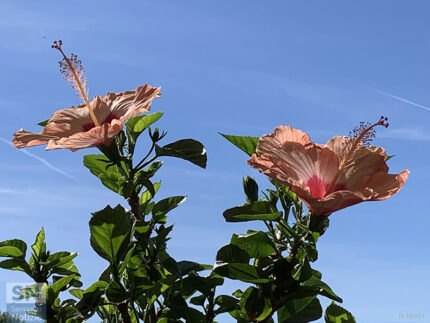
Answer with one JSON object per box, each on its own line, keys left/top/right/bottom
{"left": 149, "top": 127, "right": 167, "bottom": 143}
{"left": 243, "top": 176, "right": 259, "bottom": 202}
{"left": 149, "top": 127, "right": 161, "bottom": 142}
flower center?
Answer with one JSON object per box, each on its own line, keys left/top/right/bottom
{"left": 325, "top": 116, "right": 389, "bottom": 194}
{"left": 306, "top": 175, "right": 345, "bottom": 198}
{"left": 82, "top": 112, "right": 118, "bottom": 132}
{"left": 52, "top": 40, "right": 100, "bottom": 127}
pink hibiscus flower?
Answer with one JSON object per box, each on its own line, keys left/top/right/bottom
{"left": 248, "top": 118, "right": 409, "bottom": 216}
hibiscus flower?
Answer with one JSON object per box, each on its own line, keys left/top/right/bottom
{"left": 12, "top": 40, "right": 161, "bottom": 151}
{"left": 12, "top": 84, "right": 161, "bottom": 151}
{"left": 248, "top": 117, "right": 409, "bottom": 216}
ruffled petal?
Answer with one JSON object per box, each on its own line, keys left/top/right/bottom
{"left": 46, "top": 119, "right": 123, "bottom": 151}
{"left": 306, "top": 190, "right": 367, "bottom": 215}
{"left": 248, "top": 154, "right": 312, "bottom": 201}
{"left": 256, "top": 126, "right": 311, "bottom": 156}
{"left": 350, "top": 170, "right": 409, "bottom": 200}
{"left": 104, "top": 84, "right": 161, "bottom": 121}
{"left": 257, "top": 140, "right": 339, "bottom": 185}
{"left": 12, "top": 129, "right": 59, "bottom": 148}
{"left": 43, "top": 96, "right": 111, "bottom": 136}
{"left": 248, "top": 126, "right": 409, "bottom": 216}
{"left": 340, "top": 146, "right": 388, "bottom": 188}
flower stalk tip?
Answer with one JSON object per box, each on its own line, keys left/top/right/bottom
{"left": 326, "top": 116, "right": 390, "bottom": 194}
{"left": 52, "top": 40, "right": 100, "bottom": 127}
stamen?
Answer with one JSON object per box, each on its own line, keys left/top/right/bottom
{"left": 326, "top": 116, "right": 389, "bottom": 194}
{"left": 52, "top": 40, "right": 100, "bottom": 127}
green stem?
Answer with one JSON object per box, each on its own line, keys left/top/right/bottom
{"left": 135, "top": 142, "right": 156, "bottom": 170}
{"left": 135, "top": 155, "right": 159, "bottom": 172}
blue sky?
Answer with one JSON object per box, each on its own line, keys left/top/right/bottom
{"left": 0, "top": 1, "right": 429, "bottom": 322}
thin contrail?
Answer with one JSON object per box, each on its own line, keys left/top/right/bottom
{"left": 370, "top": 87, "right": 430, "bottom": 112}
{"left": 0, "top": 137, "right": 77, "bottom": 180}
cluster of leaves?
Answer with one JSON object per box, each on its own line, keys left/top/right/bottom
{"left": 0, "top": 228, "right": 82, "bottom": 320}
{"left": 0, "top": 112, "right": 234, "bottom": 323}
{"left": 0, "top": 112, "right": 357, "bottom": 323}
{"left": 212, "top": 134, "right": 357, "bottom": 322}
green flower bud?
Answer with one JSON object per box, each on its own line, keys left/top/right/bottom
{"left": 243, "top": 176, "right": 259, "bottom": 202}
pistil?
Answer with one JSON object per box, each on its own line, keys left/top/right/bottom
{"left": 326, "top": 116, "right": 389, "bottom": 194}
{"left": 52, "top": 40, "right": 100, "bottom": 127}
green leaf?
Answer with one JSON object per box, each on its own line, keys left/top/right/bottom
{"left": 0, "top": 239, "right": 27, "bottom": 258}
{"left": 220, "top": 133, "right": 259, "bottom": 156}
{"left": 119, "top": 246, "right": 135, "bottom": 276}
{"left": 231, "top": 231, "right": 276, "bottom": 259}
{"left": 43, "top": 252, "right": 78, "bottom": 270}
{"left": 38, "top": 119, "right": 49, "bottom": 127}
{"left": 214, "top": 263, "right": 269, "bottom": 283}
{"left": 163, "top": 292, "right": 190, "bottom": 320}
{"left": 301, "top": 271, "right": 342, "bottom": 303}
{"left": 187, "top": 308, "right": 206, "bottom": 322}
{"left": 190, "top": 294, "right": 206, "bottom": 306}
{"left": 214, "top": 295, "right": 239, "bottom": 314}
{"left": 99, "top": 265, "right": 112, "bottom": 282}
{"left": 76, "top": 281, "right": 109, "bottom": 316}
{"left": 216, "top": 244, "right": 250, "bottom": 264}
{"left": 136, "top": 161, "right": 163, "bottom": 182}
{"left": 69, "top": 289, "right": 83, "bottom": 299}
{"left": 152, "top": 196, "right": 186, "bottom": 223}
{"left": 223, "top": 201, "right": 282, "bottom": 222}
{"left": 292, "top": 260, "right": 312, "bottom": 282}
{"left": 126, "top": 112, "right": 164, "bottom": 140}
{"left": 278, "top": 297, "right": 322, "bottom": 323}
{"left": 155, "top": 139, "right": 207, "bottom": 168}
{"left": 324, "top": 302, "right": 356, "bottom": 323}
{"left": 0, "top": 258, "right": 31, "bottom": 274}
{"left": 48, "top": 275, "right": 76, "bottom": 304}
{"left": 83, "top": 154, "right": 126, "bottom": 195}
{"left": 181, "top": 274, "right": 223, "bottom": 297}
{"left": 240, "top": 286, "right": 272, "bottom": 321}
{"left": 139, "top": 182, "right": 161, "bottom": 204}
{"left": 89, "top": 205, "right": 134, "bottom": 264}
{"left": 31, "top": 228, "right": 46, "bottom": 258}
{"left": 50, "top": 258, "right": 80, "bottom": 277}
{"left": 308, "top": 214, "right": 330, "bottom": 235}
{"left": 106, "top": 281, "right": 128, "bottom": 304}
{"left": 177, "top": 261, "right": 212, "bottom": 276}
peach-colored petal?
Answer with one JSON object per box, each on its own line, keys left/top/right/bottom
{"left": 13, "top": 84, "right": 160, "bottom": 152}
{"left": 349, "top": 170, "right": 409, "bottom": 200}
{"left": 339, "top": 149, "right": 388, "bottom": 188}
{"left": 256, "top": 136, "right": 340, "bottom": 188}
{"left": 12, "top": 129, "right": 59, "bottom": 148}
{"left": 248, "top": 154, "right": 313, "bottom": 201}
{"left": 325, "top": 136, "right": 355, "bottom": 160}
{"left": 46, "top": 119, "right": 123, "bottom": 151}
{"left": 256, "top": 126, "right": 312, "bottom": 156}
{"left": 306, "top": 190, "right": 367, "bottom": 216}
{"left": 103, "top": 84, "right": 161, "bottom": 121}
{"left": 248, "top": 125, "right": 409, "bottom": 216}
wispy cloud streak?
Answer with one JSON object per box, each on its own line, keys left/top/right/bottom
{"left": 0, "top": 137, "right": 77, "bottom": 180}
{"left": 370, "top": 88, "right": 430, "bottom": 112}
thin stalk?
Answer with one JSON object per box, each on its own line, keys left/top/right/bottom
{"left": 135, "top": 155, "right": 159, "bottom": 172}
{"left": 135, "top": 142, "right": 156, "bottom": 170}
